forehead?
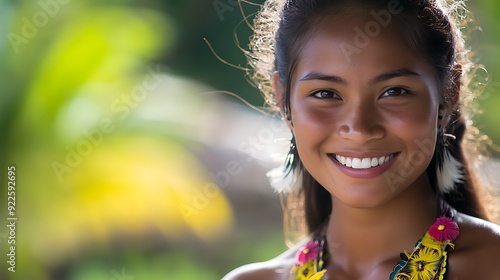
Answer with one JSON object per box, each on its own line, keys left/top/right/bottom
{"left": 294, "top": 10, "right": 435, "bottom": 81}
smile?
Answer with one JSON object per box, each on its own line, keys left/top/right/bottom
{"left": 330, "top": 153, "right": 399, "bottom": 169}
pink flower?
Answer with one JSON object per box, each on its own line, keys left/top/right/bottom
{"left": 296, "top": 241, "right": 320, "bottom": 265}
{"left": 428, "top": 217, "right": 459, "bottom": 242}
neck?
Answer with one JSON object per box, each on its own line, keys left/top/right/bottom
{"left": 325, "top": 174, "right": 439, "bottom": 274}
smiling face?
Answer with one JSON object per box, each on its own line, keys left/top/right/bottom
{"left": 283, "top": 11, "right": 441, "bottom": 208}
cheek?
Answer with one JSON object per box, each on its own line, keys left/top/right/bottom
{"left": 290, "top": 101, "right": 340, "bottom": 149}
{"left": 294, "top": 108, "right": 338, "bottom": 131}
{"left": 391, "top": 112, "right": 437, "bottom": 168}
{"left": 385, "top": 107, "right": 435, "bottom": 135}
{"left": 384, "top": 97, "right": 439, "bottom": 177}
{"left": 382, "top": 94, "right": 439, "bottom": 140}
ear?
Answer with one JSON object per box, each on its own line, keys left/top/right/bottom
{"left": 272, "top": 72, "right": 293, "bottom": 130}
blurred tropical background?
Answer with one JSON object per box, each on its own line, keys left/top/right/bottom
{"left": 0, "top": 0, "right": 498, "bottom": 279}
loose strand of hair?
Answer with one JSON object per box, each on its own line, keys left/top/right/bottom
{"left": 238, "top": 0, "right": 260, "bottom": 32}
{"left": 203, "top": 38, "right": 249, "bottom": 72}
{"left": 201, "top": 90, "right": 268, "bottom": 115}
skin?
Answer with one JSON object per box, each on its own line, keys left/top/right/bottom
{"left": 223, "top": 9, "right": 500, "bottom": 280}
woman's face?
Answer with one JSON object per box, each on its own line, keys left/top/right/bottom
{"left": 286, "top": 11, "right": 440, "bottom": 208}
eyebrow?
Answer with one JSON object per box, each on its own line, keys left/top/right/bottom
{"left": 299, "top": 72, "right": 348, "bottom": 84}
{"left": 298, "top": 68, "right": 421, "bottom": 85}
{"left": 369, "top": 68, "right": 421, "bottom": 84}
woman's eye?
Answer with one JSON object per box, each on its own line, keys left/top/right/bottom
{"left": 381, "top": 87, "right": 408, "bottom": 97}
{"left": 313, "top": 90, "right": 340, "bottom": 99}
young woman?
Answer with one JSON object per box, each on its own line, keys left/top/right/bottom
{"left": 224, "top": 0, "right": 500, "bottom": 279}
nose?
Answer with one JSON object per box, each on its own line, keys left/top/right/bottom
{"left": 338, "top": 101, "right": 385, "bottom": 144}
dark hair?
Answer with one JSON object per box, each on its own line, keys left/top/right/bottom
{"left": 248, "top": 0, "right": 492, "bottom": 236}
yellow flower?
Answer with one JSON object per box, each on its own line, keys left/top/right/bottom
{"left": 291, "top": 262, "right": 326, "bottom": 280}
{"left": 292, "top": 261, "right": 316, "bottom": 280}
{"left": 308, "top": 270, "right": 326, "bottom": 280}
{"left": 420, "top": 233, "right": 444, "bottom": 252}
{"left": 406, "top": 247, "right": 442, "bottom": 280}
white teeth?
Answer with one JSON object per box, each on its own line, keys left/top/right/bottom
{"left": 346, "top": 157, "right": 352, "bottom": 167}
{"left": 352, "top": 158, "right": 362, "bottom": 168}
{"left": 340, "top": 156, "right": 346, "bottom": 165}
{"left": 335, "top": 153, "right": 395, "bottom": 169}
{"left": 361, "top": 158, "right": 371, "bottom": 168}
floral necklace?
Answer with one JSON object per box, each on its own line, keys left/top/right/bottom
{"left": 289, "top": 206, "right": 459, "bottom": 280}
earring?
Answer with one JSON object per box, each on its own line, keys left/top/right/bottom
{"left": 436, "top": 126, "right": 463, "bottom": 193}
{"left": 267, "top": 135, "right": 301, "bottom": 193}
{"left": 283, "top": 105, "right": 292, "bottom": 121}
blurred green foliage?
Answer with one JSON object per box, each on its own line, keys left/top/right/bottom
{"left": 471, "top": 1, "right": 500, "bottom": 150}
{"left": 0, "top": 0, "right": 498, "bottom": 280}
{"left": 0, "top": 1, "right": 239, "bottom": 279}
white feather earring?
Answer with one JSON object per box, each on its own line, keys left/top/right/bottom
{"left": 436, "top": 148, "right": 463, "bottom": 193}
{"left": 267, "top": 162, "right": 301, "bottom": 193}
{"left": 267, "top": 135, "right": 301, "bottom": 193}
{"left": 436, "top": 128, "right": 464, "bottom": 193}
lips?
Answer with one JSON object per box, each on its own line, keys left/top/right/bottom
{"left": 330, "top": 153, "right": 399, "bottom": 169}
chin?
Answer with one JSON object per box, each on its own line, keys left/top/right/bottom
{"left": 338, "top": 197, "right": 389, "bottom": 209}
{"left": 329, "top": 184, "right": 398, "bottom": 209}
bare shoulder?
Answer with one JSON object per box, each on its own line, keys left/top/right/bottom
{"left": 447, "top": 213, "right": 500, "bottom": 279}
{"left": 455, "top": 212, "right": 500, "bottom": 247}
{"left": 221, "top": 239, "right": 306, "bottom": 280}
